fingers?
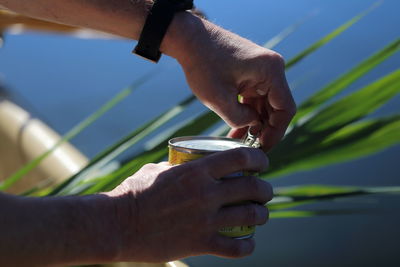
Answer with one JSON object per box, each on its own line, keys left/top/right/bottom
{"left": 260, "top": 63, "right": 296, "bottom": 151}
{"left": 217, "top": 176, "right": 273, "bottom": 204}
{"left": 231, "top": 55, "right": 296, "bottom": 151}
{"left": 259, "top": 107, "right": 294, "bottom": 152}
{"left": 230, "top": 77, "right": 296, "bottom": 151}
{"left": 141, "top": 162, "right": 172, "bottom": 172}
{"left": 215, "top": 204, "right": 269, "bottom": 228}
{"left": 267, "top": 58, "right": 296, "bottom": 113}
{"left": 227, "top": 127, "right": 247, "bottom": 139}
{"left": 194, "top": 147, "right": 269, "bottom": 179}
{"left": 158, "top": 161, "right": 171, "bottom": 167}
{"left": 206, "top": 235, "right": 255, "bottom": 258}
{"left": 212, "top": 89, "right": 260, "bottom": 129}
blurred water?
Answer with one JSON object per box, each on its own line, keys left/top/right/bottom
{"left": 0, "top": 0, "right": 399, "bottom": 266}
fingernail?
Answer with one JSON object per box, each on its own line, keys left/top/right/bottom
{"left": 256, "top": 89, "right": 267, "bottom": 96}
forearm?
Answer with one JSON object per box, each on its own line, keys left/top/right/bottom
{"left": 0, "top": 192, "right": 120, "bottom": 266}
{"left": 0, "top": 0, "right": 203, "bottom": 61}
{"left": 0, "top": 0, "right": 150, "bottom": 38}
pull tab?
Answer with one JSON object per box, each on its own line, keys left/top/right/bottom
{"left": 243, "top": 127, "right": 261, "bottom": 148}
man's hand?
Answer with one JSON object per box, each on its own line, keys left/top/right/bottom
{"left": 0, "top": 148, "right": 272, "bottom": 265}
{"left": 106, "top": 147, "right": 272, "bottom": 262}
{"left": 1, "top": 1, "right": 296, "bottom": 151}
{"left": 163, "top": 13, "right": 296, "bottom": 151}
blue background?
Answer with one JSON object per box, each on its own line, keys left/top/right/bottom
{"left": 1, "top": 0, "right": 399, "bottom": 266}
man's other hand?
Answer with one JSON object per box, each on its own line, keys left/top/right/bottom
{"left": 106, "top": 147, "right": 273, "bottom": 262}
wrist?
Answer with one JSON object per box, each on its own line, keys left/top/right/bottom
{"left": 160, "top": 11, "right": 205, "bottom": 64}
{"left": 51, "top": 194, "right": 120, "bottom": 264}
{"left": 102, "top": 187, "right": 138, "bottom": 262}
{"left": 1, "top": 194, "right": 122, "bottom": 265}
{"left": 54, "top": 194, "right": 123, "bottom": 264}
{"left": 82, "top": 194, "right": 124, "bottom": 263}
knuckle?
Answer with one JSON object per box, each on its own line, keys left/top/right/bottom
{"left": 245, "top": 239, "right": 256, "bottom": 256}
{"left": 246, "top": 176, "right": 267, "bottom": 202}
{"left": 181, "top": 163, "right": 204, "bottom": 183}
{"left": 191, "top": 182, "right": 215, "bottom": 209}
{"left": 264, "top": 207, "right": 270, "bottom": 224}
{"left": 266, "top": 182, "right": 274, "bottom": 202}
{"left": 142, "top": 163, "right": 156, "bottom": 169}
{"left": 246, "top": 204, "right": 258, "bottom": 223}
{"left": 192, "top": 161, "right": 211, "bottom": 178}
{"left": 223, "top": 113, "right": 248, "bottom": 129}
{"left": 228, "top": 243, "right": 244, "bottom": 258}
{"left": 235, "top": 148, "right": 268, "bottom": 172}
{"left": 205, "top": 236, "right": 220, "bottom": 254}
{"left": 258, "top": 205, "right": 269, "bottom": 225}
{"left": 259, "top": 180, "right": 274, "bottom": 203}
{"left": 230, "top": 120, "right": 245, "bottom": 129}
{"left": 176, "top": 166, "right": 212, "bottom": 201}
{"left": 184, "top": 160, "right": 200, "bottom": 172}
{"left": 140, "top": 163, "right": 157, "bottom": 172}
{"left": 264, "top": 155, "right": 270, "bottom": 170}
{"left": 288, "top": 102, "right": 297, "bottom": 118}
{"left": 234, "top": 147, "right": 252, "bottom": 167}
{"left": 247, "top": 176, "right": 260, "bottom": 192}
{"left": 228, "top": 240, "right": 255, "bottom": 258}
{"left": 244, "top": 239, "right": 256, "bottom": 256}
{"left": 270, "top": 51, "right": 285, "bottom": 67}
{"left": 254, "top": 149, "right": 269, "bottom": 171}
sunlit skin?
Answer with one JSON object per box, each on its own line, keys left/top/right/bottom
{"left": 0, "top": 0, "right": 295, "bottom": 265}
{"left": 0, "top": 149, "right": 272, "bottom": 265}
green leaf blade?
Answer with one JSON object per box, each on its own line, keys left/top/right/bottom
{"left": 269, "top": 184, "right": 400, "bottom": 212}
{"left": 1, "top": 74, "right": 153, "bottom": 191}
{"left": 266, "top": 115, "right": 400, "bottom": 178}
{"left": 263, "top": 10, "right": 317, "bottom": 50}
{"left": 285, "top": 1, "right": 382, "bottom": 70}
{"left": 54, "top": 111, "right": 222, "bottom": 195}
{"left": 301, "top": 69, "right": 400, "bottom": 133}
{"left": 48, "top": 95, "right": 196, "bottom": 196}
{"left": 293, "top": 39, "right": 400, "bottom": 125}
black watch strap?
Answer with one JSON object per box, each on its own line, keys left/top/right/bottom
{"left": 133, "top": 0, "right": 194, "bottom": 63}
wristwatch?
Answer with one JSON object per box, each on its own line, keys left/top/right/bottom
{"left": 133, "top": 0, "right": 194, "bottom": 63}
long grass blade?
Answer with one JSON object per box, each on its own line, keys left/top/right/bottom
{"left": 21, "top": 7, "right": 316, "bottom": 196}
{"left": 0, "top": 73, "right": 152, "bottom": 191}
{"left": 269, "top": 184, "right": 400, "bottom": 211}
{"left": 293, "top": 39, "right": 400, "bottom": 125}
{"left": 299, "top": 69, "right": 400, "bottom": 133}
{"left": 266, "top": 115, "right": 400, "bottom": 178}
{"left": 263, "top": 9, "right": 318, "bottom": 49}
{"left": 270, "top": 209, "right": 371, "bottom": 219}
{"left": 54, "top": 111, "right": 221, "bottom": 195}
{"left": 285, "top": 1, "right": 382, "bottom": 69}
{"left": 272, "top": 70, "right": 400, "bottom": 165}
{"left": 91, "top": 96, "right": 196, "bottom": 166}
{"left": 47, "top": 95, "right": 196, "bottom": 196}
{"left": 47, "top": 1, "right": 386, "bottom": 194}
{"left": 86, "top": 111, "right": 222, "bottom": 194}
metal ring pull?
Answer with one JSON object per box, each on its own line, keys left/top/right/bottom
{"left": 243, "top": 127, "right": 261, "bottom": 148}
